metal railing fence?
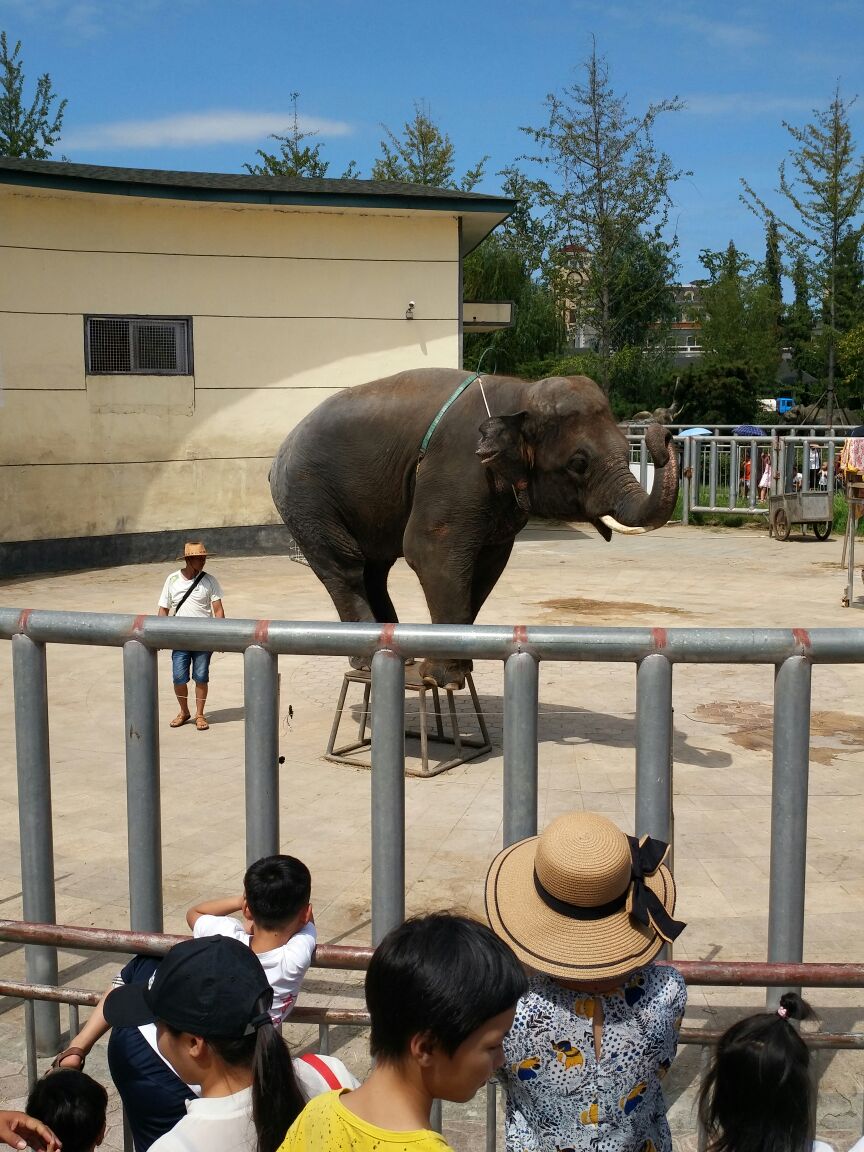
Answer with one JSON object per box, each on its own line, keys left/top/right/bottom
{"left": 4, "top": 608, "right": 864, "bottom": 1051}
{"left": 1, "top": 920, "right": 862, "bottom": 1152}
{"left": 627, "top": 430, "right": 851, "bottom": 522}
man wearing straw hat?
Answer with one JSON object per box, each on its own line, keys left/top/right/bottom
{"left": 157, "top": 542, "right": 225, "bottom": 731}
{"left": 486, "top": 811, "right": 687, "bottom": 1152}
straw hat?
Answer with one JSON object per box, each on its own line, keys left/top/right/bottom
{"left": 179, "top": 541, "right": 208, "bottom": 560}
{"left": 485, "top": 812, "right": 685, "bottom": 982}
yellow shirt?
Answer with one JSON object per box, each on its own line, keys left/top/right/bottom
{"left": 278, "top": 1090, "right": 453, "bottom": 1152}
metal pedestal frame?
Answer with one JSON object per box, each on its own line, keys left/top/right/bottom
{"left": 841, "top": 479, "right": 864, "bottom": 606}
{"left": 325, "top": 668, "right": 491, "bottom": 777}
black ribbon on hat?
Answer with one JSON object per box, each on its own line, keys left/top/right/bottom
{"left": 532, "top": 834, "right": 686, "bottom": 943}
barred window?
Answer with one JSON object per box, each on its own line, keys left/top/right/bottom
{"left": 85, "top": 316, "right": 193, "bottom": 375}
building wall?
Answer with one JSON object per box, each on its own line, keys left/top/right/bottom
{"left": 0, "top": 185, "right": 460, "bottom": 547}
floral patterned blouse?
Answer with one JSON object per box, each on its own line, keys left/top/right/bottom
{"left": 498, "top": 964, "right": 687, "bottom": 1152}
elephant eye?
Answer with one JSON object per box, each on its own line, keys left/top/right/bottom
{"left": 567, "top": 450, "right": 589, "bottom": 476}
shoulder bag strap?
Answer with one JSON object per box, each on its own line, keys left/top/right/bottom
{"left": 172, "top": 571, "right": 205, "bottom": 616}
{"left": 297, "top": 1052, "right": 343, "bottom": 1090}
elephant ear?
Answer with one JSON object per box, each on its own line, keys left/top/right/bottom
{"left": 476, "top": 412, "right": 532, "bottom": 512}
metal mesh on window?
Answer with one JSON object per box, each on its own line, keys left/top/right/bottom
{"left": 86, "top": 317, "right": 191, "bottom": 374}
{"left": 135, "top": 322, "right": 182, "bottom": 373}
{"left": 87, "top": 318, "right": 132, "bottom": 373}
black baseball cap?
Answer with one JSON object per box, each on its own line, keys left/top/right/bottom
{"left": 104, "top": 935, "right": 273, "bottom": 1038}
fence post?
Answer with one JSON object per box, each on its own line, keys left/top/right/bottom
{"left": 709, "top": 438, "right": 718, "bottom": 508}
{"left": 11, "top": 634, "right": 60, "bottom": 1054}
{"left": 503, "top": 652, "right": 539, "bottom": 847}
{"left": 244, "top": 646, "right": 280, "bottom": 865}
{"left": 123, "top": 640, "right": 163, "bottom": 932}
{"left": 681, "top": 437, "right": 690, "bottom": 526}
{"left": 371, "top": 649, "right": 405, "bottom": 944}
{"left": 635, "top": 654, "right": 673, "bottom": 846}
{"left": 767, "top": 655, "right": 812, "bottom": 1005}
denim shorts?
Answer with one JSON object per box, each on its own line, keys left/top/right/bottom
{"left": 171, "top": 650, "right": 212, "bottom": 684}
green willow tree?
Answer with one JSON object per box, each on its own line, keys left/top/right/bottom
{"left": 741, "top": 88, "right": 864, "bottom": 421}
{"left": 520, "top": 44, "right": 687, "bottom": 390}
{"left": 0, "top": 31, "right": 66, "bottom": 158}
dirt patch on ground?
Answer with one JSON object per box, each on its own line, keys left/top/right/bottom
{"left": 539, "top": 597, "right": 689, "bottom": 619}
{"left": 690, "top": 700, "right": 864, "bottom": 764}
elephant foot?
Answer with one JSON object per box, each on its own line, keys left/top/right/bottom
{"left": 418, "top": 658, "right": 473, "bottom": 690}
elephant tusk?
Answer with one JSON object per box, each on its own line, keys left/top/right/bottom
{"left": 600, "top": 515, "right": 651, "bottom": 536}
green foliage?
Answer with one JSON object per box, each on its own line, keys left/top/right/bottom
{"left": 698, "top": 241, "right": 781, "bottom": 386}
{"left": 603, "top": 228, "right": 677, "bottom": 350}
{"left": 673, "top": 360, "right": 761, "bottom": 425}
{"left": 519, "top": 44, "right": 687, "bottom": 384}
{"left": 838, "top": 320, "right": 864, "bottom": 396}
{"left": 509, "top": 346, "right": 671, "bottom": 417}
{"left": 245, "top": 93, "right": 358, "bottom": 178}
{"left": 0, "top": 31, "right": 66, "bottom": 159}
{"left": 834, "top": 231, "right": 864, "bottom": 332}
{"left": 786, "top": 255, "right": 814, "bottom": 378}
{"left": 463, "top": 234, "right": 564, "bottom": 373}
{"left": 371, "top": 101, "right": 487, "bottom": 190}
{"left": 741, "top": 87, "right": 864, "bottom": 393}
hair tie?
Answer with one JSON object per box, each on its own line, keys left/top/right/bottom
{"left": 777, "top": 1006, "right": 789, "bottom": 1019}
{"left": 243, "top": 1010, "right": 272, "bottom": 1036}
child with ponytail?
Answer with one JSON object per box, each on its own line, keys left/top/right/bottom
{"left": 103, "top": 936, "right": 311, "bottom": 1152}
{"left": 699, "top": 992, "right": 851, "bottom": 1152}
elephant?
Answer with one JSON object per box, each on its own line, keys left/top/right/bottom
{"left": 270, "top": 368, "right": 678, "bottom": 687}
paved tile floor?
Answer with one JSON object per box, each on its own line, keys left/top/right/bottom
{"left": 1, "top": 521, "right": 863, "bottom": 1148}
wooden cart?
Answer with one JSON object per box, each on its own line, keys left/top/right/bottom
{"left": 768, "top": 490, "right": 833, "bottom": 541}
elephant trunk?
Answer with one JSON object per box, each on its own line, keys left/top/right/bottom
{"left": 601, "top": 424, "right": 678, "bottom": 533}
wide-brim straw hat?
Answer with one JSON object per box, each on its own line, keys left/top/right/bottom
{"left": 178, "top": 541, "right": 208, "bottom": 560}
{"left": 485, "top": 812, "right": 684, "bottom": 982}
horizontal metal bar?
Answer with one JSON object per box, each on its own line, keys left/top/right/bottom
{"left": 1, "top": 979, "right": 861, "bottom": 1051}
{"left": 3, "top": 922, "right": 864, "bottom": 987}
{"left": 4, "top": 610, "right": 864, "bottom": 665}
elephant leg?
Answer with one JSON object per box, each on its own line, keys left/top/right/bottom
{"left": 470, "top": 539, "right": 514, "bottom": 619}
{"left": 404, "top": 540, "right": 479, "bottom": 689}
{"left": 363, "top": 560, "right": 399, "bottom": 624}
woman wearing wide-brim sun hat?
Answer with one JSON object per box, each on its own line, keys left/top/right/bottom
{"left": 486, "top": 811, "right": 688, "bottom": 1152}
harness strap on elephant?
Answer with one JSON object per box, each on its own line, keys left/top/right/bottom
{"left": 417, "top": 372, "right": 482, "bottom": 467}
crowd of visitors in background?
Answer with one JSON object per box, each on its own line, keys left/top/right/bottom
{"left": 2, "top": 815, "right": 860, "bottom": 1152}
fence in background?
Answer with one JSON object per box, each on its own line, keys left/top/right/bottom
{"left": 0, "top": 920, "right": 862, "bottom": 1152}
{"left": 627, "top": 429, "right": 851, "bottom": 522}
{"left": 3, "top": 609, "right": 864, "bottom": 1052}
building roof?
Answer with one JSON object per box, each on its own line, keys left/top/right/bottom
{"left": 0, "top": 156, "right": 515, "bottom": 256}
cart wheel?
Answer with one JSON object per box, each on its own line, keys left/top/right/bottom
{"left": 813, "top": 520, "right": 832, "bottom": 541}
{"left": 774, "top": 509, "right": 791, "bottom": 541}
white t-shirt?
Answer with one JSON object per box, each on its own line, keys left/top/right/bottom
{"left": 158, "top": 570, "right": 223, "bottom": 618}
{"left": 149, "top": 1086, "right": 255, "bottom": 1152}
{"left": 192, "top": 916, "right": 317, "bottom": 1024}
{"left": 149, "top": 1060, "right": 359, "bottom": 1152}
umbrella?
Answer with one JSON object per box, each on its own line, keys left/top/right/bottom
{"left": 733, "top": 424, "right": 765, "bottom": 436}
{"left": 677, "top": 427, "right": 713, "bottom": 437}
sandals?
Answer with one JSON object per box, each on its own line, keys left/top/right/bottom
{"left": 47, "top": 1046, "right": 87, "bottom": 1074}
{"left": 195, "top": 716, "right": 209, "bottom": 731}
{"left": 170, "top": 713, "right": 191, "bottom": 728}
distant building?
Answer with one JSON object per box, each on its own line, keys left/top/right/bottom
{"left": 667, "top": 283, "right": 704, "bottom": 364}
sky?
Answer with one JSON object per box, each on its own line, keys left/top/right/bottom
{"left": 2, "top": 0, "right": 863, "bottom": 282}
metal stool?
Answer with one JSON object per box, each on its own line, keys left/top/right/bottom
{"left": 325, "top": 666, "right": 491, "bottom": 777}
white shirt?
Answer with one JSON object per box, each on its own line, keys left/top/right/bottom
{"left": 192, "top": 916, "right": 317, "bottom": 1024}
{"left": 158, "top": 570, "right": 223, "bottom": 618}
{"left": 149, "top": 1086, "right": 255, "bottom": 1152}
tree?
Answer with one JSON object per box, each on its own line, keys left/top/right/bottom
{"left": 371, "top": 102, "right": 487, "bottom": 190}
{"left": 603, "top": 227, "right": 677, "bottom": 350}
{"left": 462, "top": 233, "right": 564, "bottom": 374}
{"left": 741, "top": 87, "right": 864, "bottom": 421}
{"left": 674, "top": 360, "right": 761, "bottom": 425}
{"left": 833, "top": 231, "right": 864, "bottom": 332}
{"left": 245, "top": 92, "right": 358, "bottom": 178}
{"left": 785, "top": 256, "right": 814, "bottom": 383}
{"left": 520, "top": 44, "right": 687, "bottom": 388}
{"left": 698, "top": 241, "right": 782, "bottom": 386}
{"left": 0, "top": 31, "right": 66, "bottom": 159}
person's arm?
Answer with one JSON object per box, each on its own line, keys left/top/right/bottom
{"left": 0, "top": 1112, "right": 61, "bottom": 1151}
{"left": 186, "top": 894, "right": 243, "bottom": 930}
{"left": 49, "top": 987, "right": 113, "bottom": 1071}
{"left": 158, "top": 606, "right": 169, "bottom": 616}
{"left": 212, "top": 599, "right": 225, "bottom": 619}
